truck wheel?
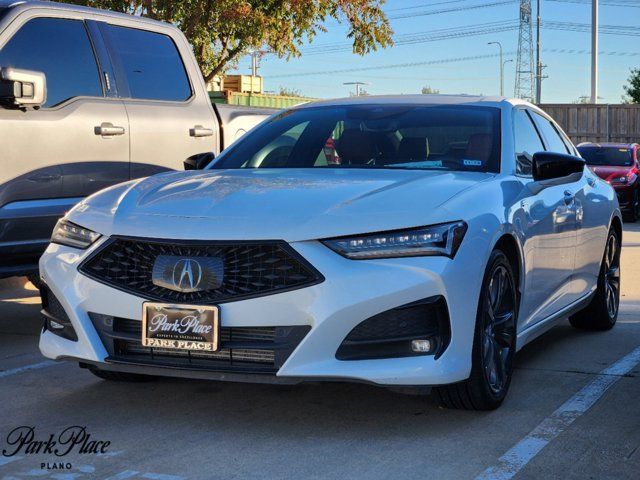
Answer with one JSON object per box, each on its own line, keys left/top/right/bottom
{"left": 434, "top": 249, "right": 517, "bottom": 410}
{"left": 27, "top": 274, "right": 44, "bottom": 290}
{"left": 569, "top": 228, "right": 620, "bottom": 331}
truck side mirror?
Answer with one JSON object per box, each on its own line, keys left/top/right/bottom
{"left": 0, "top": 67, "right": 47, "bottom": 109}
{"left": 184, "top": 152, "right": 215, "bottom": 170}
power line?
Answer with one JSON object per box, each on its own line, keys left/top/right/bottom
{"left": 298, "top": 19, "right": 640, "bottom": 57}
{"left": 388, "top": 1, "right": 518, "bottom": 19}
{"left": 268, "top": 49, "right": 640, "bottom": 79}
{"left": 545, "top": 0, "right": 640, "bottom": 6}
{"left": 301, "top": 20, "right": 520, "bottom": 55}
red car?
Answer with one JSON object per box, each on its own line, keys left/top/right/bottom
{"left": 578, "top": 142, "right": 640, "bottom": 221}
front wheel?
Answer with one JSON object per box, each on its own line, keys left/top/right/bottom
{"left": 434, "top": 249, "right": 518, "bottom": 410}
{"left": 569, "top": 228, "right": 621, "bottom": 330}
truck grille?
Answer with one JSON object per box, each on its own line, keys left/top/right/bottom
{"left": 90, "top": 313, "right": 310, "bottom": 373}
{"left": 79, "top": 237, "right": 323, "bottom": 304}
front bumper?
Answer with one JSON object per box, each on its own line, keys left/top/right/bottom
{"left": 611, "top": 183, "right": 637, "bottom": 211}
{"left": 39, "top": 237, "right": 486, "bottom": 386}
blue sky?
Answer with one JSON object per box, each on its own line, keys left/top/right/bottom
{"left": 229, "top": 0, "right": 640, "bottom": 103}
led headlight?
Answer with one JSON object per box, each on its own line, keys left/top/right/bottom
{"left": 322, "top": 221, "right": 467, "bottom": 259}
{"left": 51, "top": 219, "right": 101, "bottom": 249}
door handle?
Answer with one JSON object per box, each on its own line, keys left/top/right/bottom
{"left": 95, "top": 122, "right": 125, "bottom": 136}
{"left": 563, "top": 190, "right": 575, "bottom": 205}
{"left": 189, "top": 125, "right": 214, "bottom": 137}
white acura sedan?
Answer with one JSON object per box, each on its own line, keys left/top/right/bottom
{"left": 39, "top": 95, "right": 621, "bottom": 410}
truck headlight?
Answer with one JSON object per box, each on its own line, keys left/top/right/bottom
{"left": 51, "top": 219, "right": 101, "bottom": 249}
{"left": 322, "top": 221, "right": 467, "bottom": 259}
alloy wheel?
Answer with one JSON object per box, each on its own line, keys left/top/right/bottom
{"left": 603, "top": 233, "right": 621, "bottom": 319}
{"left": 482, "top": 264, "right": 516, "bottom": 394}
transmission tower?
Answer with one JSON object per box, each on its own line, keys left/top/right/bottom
{"left": 514, "top": 0, "right": 535, "bottom": 102}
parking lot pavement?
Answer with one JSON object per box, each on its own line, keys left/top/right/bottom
{"left": 1, "top": 227, "right": 639, "bottom": 480}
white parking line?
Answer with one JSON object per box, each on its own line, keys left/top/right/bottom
{"left": 0, "top": 456, "right": 23, "bottom": 467}
{"left": 0, "top": 360, "right": 57, "bottom": 378}
{"left": 476, "top": 345, "right": 640, "bottom": 480}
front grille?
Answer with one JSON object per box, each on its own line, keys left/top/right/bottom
{"left": 90, "top": 313, "right": 310, "bottom": 373}
{"left": 79, "top": 238, "right": 323, "bottom": 304}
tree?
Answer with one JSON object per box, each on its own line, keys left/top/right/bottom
{"left": 421, "top": 85, "right": 440, "bottom": 94}
{"left": 71, "top": 1, "right": 393, "bottom": 83}
{"left": 624, "top": 67, "right": 640, "bottom": 104}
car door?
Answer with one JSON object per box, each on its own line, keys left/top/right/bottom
{"left": 0, "top": 16, "right": 129, "bottom": 265}
{"left": 513, "top": 108, "right": 579, "bottom": 329}
{"left": 97, "top": 22, "right": 218, "bottom": 178}
{"left": 541, "top": 115, "right": 610, "bottom": 300}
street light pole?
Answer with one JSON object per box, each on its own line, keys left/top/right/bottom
{"left": 503, "top": 59, "right": 514, "bottom": 95}
{"left": 488, "top": 42, "right": 504, "bottom": 96}
{"left": 591, "top": 0, "right": 599, "bottom": 103}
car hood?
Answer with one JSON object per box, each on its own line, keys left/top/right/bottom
{"left": 68, "top": 169, "right": 493, "bottom": 242}
{"left": 589, "top": 165, "right": 632, "bottom": 182}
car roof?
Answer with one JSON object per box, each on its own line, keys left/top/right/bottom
{"left": 293, "top": 94, "right": 531, "bottom": 110}
{"left": 577, "top": 142, "right": 639, "bottom": 149}
{"left": 0, "top": 0, "right": 168, "bottom": 27}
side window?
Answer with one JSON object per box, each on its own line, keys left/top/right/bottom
{"left": 530, "top": 112, "right": 570, "bottom": 154}
{"left": 513, "top": 109, "right": 544, "bottom": 176}
{"left": 0, "top": 17, "right": 102, "bottom": 107}
{"left": 105, "top": 25, "right": 191, "bottom": 101}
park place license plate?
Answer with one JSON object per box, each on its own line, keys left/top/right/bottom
{"left": 142, "top": 302, "right": 219, "bottom": 352}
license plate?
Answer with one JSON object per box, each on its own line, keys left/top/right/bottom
{"left": 142, "top": 302, "right": 219, "bottom": 352}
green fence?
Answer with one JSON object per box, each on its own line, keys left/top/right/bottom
{"left": 209, "top": 91, "right": 315, "bottom": 109}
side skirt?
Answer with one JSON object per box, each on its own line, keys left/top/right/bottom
{"left": 516, "top": 290, "right": 596, "bottom": 351}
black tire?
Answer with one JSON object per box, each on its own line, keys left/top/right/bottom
{"left": 434, "top": 250, "right": 518, "bottom": 410}
{"left": 626, "top": 190, "right": 639, "bottom": 223}
{"left": 569, "top": 228, "right": 621, "bottom": 331}
{"left": 87, "top": 366, "right": 156, "bottom": 382}
{"left": 27, "top": 274, "right": 45, "bottom": 291}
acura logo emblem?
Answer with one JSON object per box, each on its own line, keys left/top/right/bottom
{"left": 172, "top": 258, "right": 203, "bottom": 291}
{"left": 151, "top": 255, "right": 224, "bottom": 293}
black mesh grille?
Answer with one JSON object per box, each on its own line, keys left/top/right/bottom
{"left": 336, "top": 296, "right": 450, "bottom": 361}
{"left": 79, "top": 238, "right": 323, "bottom": 304}
{"left": 89, "top": 313, "right": 310, "bottom": 373}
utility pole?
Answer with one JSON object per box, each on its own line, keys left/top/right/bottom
{"left": 343, "top": 81, "right": 369, "bottom": 96}
{"left": 591, "top": 0, "right": 599, "bottom": 103}
{"left": 535, "top": 0, "right": 542, "bottom": 104}
{"left": 515, "top": 0, "right": 535, "bottom": 102}
{"left": 488, "top": 42, "right": 504, "bottom": 96}
{"left": 503, "top": 59, "right": 514, "bottom": 94}
{"left": 251, "top": 51, "right": 258, "bottom": 77}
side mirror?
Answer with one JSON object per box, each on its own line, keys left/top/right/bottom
{"left": 532, "top": 152, "right": 585, "bottom": 182}
{"left": 184, "top": 152, "right": 215, "bottom": 170}
{"left": 0, "top": 68, "right": 46, "bottom": 109}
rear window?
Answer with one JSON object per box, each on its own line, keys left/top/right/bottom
{"left": 212, "top": 105, "right": 502, "bottom": 173}
{"left": 578, "top": 146, "right": 633, "bottom": 167}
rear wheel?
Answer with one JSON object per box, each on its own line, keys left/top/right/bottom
{"left": 87, "top": 366, "right": 156, "bottom": 382}
{"left": 434, "top": 250, "right": 517, "bottom": 410}
{"left": 569, "top": 228, "right": 621, "bottom": 331}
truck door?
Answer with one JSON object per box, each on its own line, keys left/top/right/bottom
{"left": 0, "top": 16, "right": 129, "bottom": 271}
{"left": 97, "top": 22, "right": 218, "bottom": 178}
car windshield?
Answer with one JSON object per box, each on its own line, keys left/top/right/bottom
{"left": 210, "top": 104, "right": 502, "bottom": 173}
{"left": 578, "top": 146, "right": 634, "bottom": 167}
